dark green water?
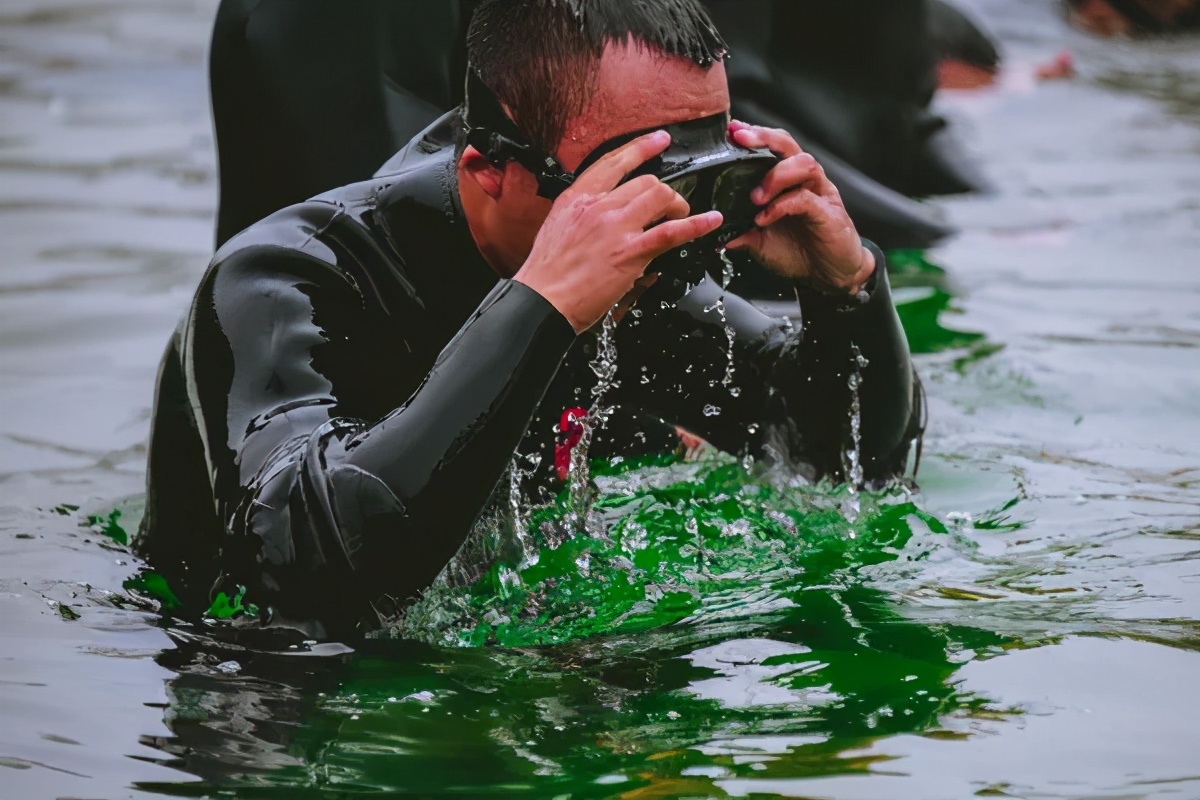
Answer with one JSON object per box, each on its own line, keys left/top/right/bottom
{"left": 2, "top": 1, "right": 1199, "bottom": 798}
{"left": 123, "top": 447, "right": 1028, "bottom": 798}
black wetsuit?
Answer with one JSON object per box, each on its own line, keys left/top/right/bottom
{"left": 137, "top": 113, "right": 920, "bottom": 641}
{"left": 209, "top": 0, "right": 471, "bottom": 247}
{"left": 207, "top": 0, "right": 995, "bottom": 255}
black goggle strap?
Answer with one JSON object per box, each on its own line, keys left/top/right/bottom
{"left": 463, "top": 68, "right": 575, "bottom": 199}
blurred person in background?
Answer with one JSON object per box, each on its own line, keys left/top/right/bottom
{"left": 1066, "top": 0, "right": 1200, "bottom": 35}
{"left": 207, "top": 0, "right": 1000, "bottom": 262}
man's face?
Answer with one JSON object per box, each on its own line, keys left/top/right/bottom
{"left": 492, "top": 43, "right": 732, "bottom": 262}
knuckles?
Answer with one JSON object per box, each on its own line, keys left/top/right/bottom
{"left": 627, "top": 174, "right": 659, "bottom": 193}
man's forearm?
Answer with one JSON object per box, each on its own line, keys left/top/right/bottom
{"left": 779, "top": 242, "right": 918, "bottom": 481}
{"left": 329, "top": 279, "right": 575, "bottom": 601}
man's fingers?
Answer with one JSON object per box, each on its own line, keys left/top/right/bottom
{"left": 729, "top": 122, "right": 802, "bottom": 159}
{"left": 752, "top": 153, "right": 836, "bottom": 207}
{"left": 659, "top": 192, "right": 691, "bottom": 222}
{"left": 572, "top": 130, "right": 670, "bottom": 194}
{"left": 755, "top": 188, "right": 827, "bottom": 229}
{"left": 637, "top": 210, "right": 723, "bottom": 258}
{"left": 604, "top": 175, "right": 690, "bottom": 228}
{"left": 604, "top": 173, "right": 672, "bottom": 212}
{"left": 635, "top": 185, "right": 691, "bottom": 226}
{"left": 724, "top": 227, "right": 763, "bottom": 253}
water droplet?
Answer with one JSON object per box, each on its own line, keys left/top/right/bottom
{"left": 714, "top": 249, "right": 738, "bottom": 388}
{"left": 841, "top": 343, "right": 866, "bottom": 523}
{"left": 703, "top": 404, "right": 721, "bottom": 417}
{"left": 946, "top": 511, "right": 973, "bottom": 527}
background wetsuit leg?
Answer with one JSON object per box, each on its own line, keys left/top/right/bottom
{"left": 208, "top": 0, "right": 985, "bottom": 263}
{"left": 706, "top": 0, "right": 956, "bottom": 257}
{"left": 705, "top": 0, "right": 954, "bottom": 299}
{"left": 209, "top": 0, "right": 464, "bottom": 248}
{"left": 929, "top": 0, "right": 1001, "bottom": 72}
{"left": 765, "top": 0, "right": 989, "bottom": 198}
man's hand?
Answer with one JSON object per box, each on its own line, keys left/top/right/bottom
{"left": 725, "top": 121, "right": 875, "bottom": 295}
{"left": 515, "top": 130, "right": 723, "bottom": 333}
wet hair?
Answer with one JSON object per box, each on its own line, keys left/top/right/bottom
{"left": 465, "top": 0, "right": 728, "bottom": 153}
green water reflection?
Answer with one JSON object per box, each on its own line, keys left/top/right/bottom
{"left": 888, "top": 248, "right": 987, "bottom": 357}
{"left": 136, "top": 457, "right": 1024, "bottom": 798}
{"left": 128, "top": 249, "right": 1030, "bottom": 797}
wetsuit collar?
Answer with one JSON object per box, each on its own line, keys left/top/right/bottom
{"left": 374, "top": 113, "right": 499, "bottom": 300}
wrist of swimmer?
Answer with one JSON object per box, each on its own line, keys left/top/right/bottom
{"left": 796, "top": 245, "right": 877, "bottom": 300}
{"left": 845, "top": 244, "right": 876, "bottom": 296}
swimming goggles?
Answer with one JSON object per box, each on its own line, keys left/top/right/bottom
{"left": 463, "top": 68, "right": 778, "bottom": 251}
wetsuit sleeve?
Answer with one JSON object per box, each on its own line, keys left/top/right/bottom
{"left": 199, "top": 247, "right": 574, "bottom": 637}
{"left": 613, "top": 241, "right": 920, "bottom": 482}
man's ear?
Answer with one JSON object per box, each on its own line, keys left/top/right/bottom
{"left": 459, "top": 145, "right": 505, "bottom": 200}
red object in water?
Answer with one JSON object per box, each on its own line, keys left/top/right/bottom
{"left": 555, "top": 406, "right": 588, "bottom": 482}
{"left": 937, "top": 58, "right": 998, "bottom": 90}
{"left": 1036, "top": 50, "right": 1075, "bottom": 81}
{"left": 675, "top": 426, "right": 707, "bottom": 457}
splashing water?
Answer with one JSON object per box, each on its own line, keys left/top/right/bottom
{"left": 718, "top": 249, "right": 738, "bottom": 391}
{"left": 841, "top": 344, "right": 869, "bottom": 524}
{"left": 588, "top": 307, "right": 620, "bottom": 424}
{"left": 702, "top": 250, "right": 739, "bottom": 395}
{"left": 388, "top": 452, "right": 947, "bottom": 648}
{"left": 507, "top": 451, "right": 542, "bottom": 567}
{"left": 563, "top": 308, "right": 621, "bottom": 534}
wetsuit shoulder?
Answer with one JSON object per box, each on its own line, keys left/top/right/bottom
{"left": 144, "top": 157, "right": 578, "bottom": 640}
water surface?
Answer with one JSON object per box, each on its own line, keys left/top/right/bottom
{"left": 1, "top": 0, "right": 1198, "bottom": 797}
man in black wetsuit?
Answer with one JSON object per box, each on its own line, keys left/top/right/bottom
{"left": 137, "top": 0, "right": 922, "bottom": 641}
